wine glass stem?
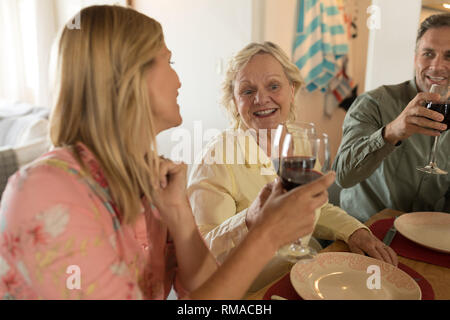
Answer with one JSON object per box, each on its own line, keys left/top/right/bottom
{"left": 428, "top": 136, "right": 440, "bottom": 166}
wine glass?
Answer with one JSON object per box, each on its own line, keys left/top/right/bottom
{"left": 416, "top": 84, "right": 449, "bottom": 175}
{"left": 271, "top": 121, "right": 315, "bottom": 174}
{"left": 275, "top": 129, "right": 330, "bottom": 264}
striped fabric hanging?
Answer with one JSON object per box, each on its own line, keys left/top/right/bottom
{"left": 293, "top": 0, "right": 349, "bottom": 92}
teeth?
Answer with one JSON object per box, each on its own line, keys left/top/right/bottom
{"left": 254, "top": 109, "right": 277, "bottom": 116}
{"left": 428, "top": 76, "right": 445, "bottom": 81}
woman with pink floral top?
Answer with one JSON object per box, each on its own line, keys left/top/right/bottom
{"left": 0, "top": 5, "right": 335, "bottom": 300}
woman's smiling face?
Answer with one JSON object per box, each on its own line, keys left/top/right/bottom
{"left": 233, "top": 53, "right": 294, "bottom": 131}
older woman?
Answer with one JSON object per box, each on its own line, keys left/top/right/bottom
{"left": 0, "top": 8, "right": 335, "bottom": 300}
{"left": 187, "top": 42, "right": 398, "bottom": 291}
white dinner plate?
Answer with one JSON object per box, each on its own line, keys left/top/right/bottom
{"left": 290, "top": 252, "right": 421, "bottom": 300}
{"left": 394, "top": 212, "right": 450, "bottom": 253}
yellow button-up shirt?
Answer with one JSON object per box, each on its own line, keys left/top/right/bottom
{"left": 187, "top": 127, "right": 368, "bottom": 291}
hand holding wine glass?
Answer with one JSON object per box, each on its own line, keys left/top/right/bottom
{"left": 272, "top": 122, "right": 331, "bottom": 264}
{"left": 416, "top": 83, "right": 450, "bottom": 175}
{"left": 382, "top": 90, "right": 446, "bottom": 146}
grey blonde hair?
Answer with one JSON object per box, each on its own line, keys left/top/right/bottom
{"left": 50, "top": 5, "right": 162, "bottom": 224}
{"left": 221, "top": 41, "right": 304, "bottom": 127}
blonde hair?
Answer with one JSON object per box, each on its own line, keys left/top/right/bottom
{"left": 221, "top": 41, "right": 304, "bottom": 127}
{"left": 50, "top": 5, "right": 162, "bottom": 224}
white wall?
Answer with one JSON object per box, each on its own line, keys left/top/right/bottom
{"left": 134, "top": 0, "right": 255, "bottom": 166}
{"left": 365, "top": 0, "right": 422, "bottom": 91}
{"left": 53, "top": 0, "right": 127, "bottom": 31}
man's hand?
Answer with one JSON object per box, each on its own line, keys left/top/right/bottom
{"left": 383, "top": 92, "right": 447, "bottom": 145}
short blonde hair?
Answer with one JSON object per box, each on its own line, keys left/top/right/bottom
{"left": 50, "top": 5, "right": 163, "bottom": 224}
{"left": 221, "top": 41, "right": 304, "bottom": 127}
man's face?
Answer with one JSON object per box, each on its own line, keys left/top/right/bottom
{"left": 414, "top": 26, "right": 450, "bottom": 93}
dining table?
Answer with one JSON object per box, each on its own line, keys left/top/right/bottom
{"left": 246, "top": 208, "right": 450, "bottom": 300}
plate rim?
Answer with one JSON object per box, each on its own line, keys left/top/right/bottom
{"left": 289, "top": 252, "right": 422, "bottom": 300}
{"left": 394, "top": 211, "right": 450, "bottom": 253}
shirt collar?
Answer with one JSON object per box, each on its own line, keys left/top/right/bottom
{"left": 410, "top": 78, "right": 419, "bottom": 94}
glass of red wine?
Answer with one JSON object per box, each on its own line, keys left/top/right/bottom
{"left": 276, "top": 129, "right": 330, "bottom": 264}
{"left": 271, "top": 121, "right": 315, "bottom": 174}
{"left": 416, "top": 84, "right": 449, "bottom": 175}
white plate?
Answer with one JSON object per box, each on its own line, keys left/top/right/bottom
{"left": 394, "top": 212, "right": 450, "bottom": 253}
{"left": 290, "top": 252, "right": 421, "bottom": 300}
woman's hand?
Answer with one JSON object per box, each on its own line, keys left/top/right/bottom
{"left": 151, "top": 157, "right": 190, "bottom": 224}
{"left": 254, "top": 172, "right": 335, "bottom": 251}
{"left": 149, "top": 157, "right": 220, "bottom": 292}
{"left": 245, "top": 181, "right": 274, "bottom": 229}
{"left": 347, "top": 228, "right": 398, "bottom": 266}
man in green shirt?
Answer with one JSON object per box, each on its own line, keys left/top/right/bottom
{"left": 333, "top": 13, "right": 450, "bottom": 222}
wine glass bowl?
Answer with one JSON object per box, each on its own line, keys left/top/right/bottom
{"left": 272, "top": 121, "right": 316, "bottom": 174}
{"left": 427, "top": 100, "right": 449, "bottom": 131}
{"left": 279, "top": 133, "right": 330, "bottom": 190}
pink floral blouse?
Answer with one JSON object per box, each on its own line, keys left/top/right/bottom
{"left": 0, "top": 143, "right": 186, "bottom": 299}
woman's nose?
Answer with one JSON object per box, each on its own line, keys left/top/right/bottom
{"left": 254, "top": 90, "right": 270, "bottom": 105}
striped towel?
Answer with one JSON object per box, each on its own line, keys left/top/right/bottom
{"left": 293, "top": 0, "right": 349, "bottom": 92}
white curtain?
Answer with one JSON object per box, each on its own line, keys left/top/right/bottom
{"left": 0, "top": 0, "right": 57, "bottom": 107}
{"left": 0, "top": 0, "right": 127, "bottom": 108}
{"left": 0, "top": 0, "right": 28, "bottom": 104}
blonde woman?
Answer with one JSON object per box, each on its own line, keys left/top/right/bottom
{"left": 187, "top": 42, "right": 398, "bottom": 291}
{"left": 0, "top": 6, "right": 335, "bottom": 300}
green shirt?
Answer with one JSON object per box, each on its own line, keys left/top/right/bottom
{"left": 333, "top": 79, "right": 450, "bottom": 222}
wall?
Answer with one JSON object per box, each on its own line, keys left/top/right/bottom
{"left": 133, "top": 0, "right": 254, "bottom": 166}
{"left": 53, "top": 0, "right": 127, "bottom": 31}
{"left": 420, "top": 6, "right": 445, "bottom": 22}
{"left": 364, "top": 0, "right": 422, "bottom": 91}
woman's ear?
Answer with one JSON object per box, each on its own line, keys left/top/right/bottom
{"left": 290, "top": 83, "right": 295, "bottom": 104}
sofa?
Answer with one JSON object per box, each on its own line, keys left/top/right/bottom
{"left": 0, "top": 101, "right": 51, "bottom": 199}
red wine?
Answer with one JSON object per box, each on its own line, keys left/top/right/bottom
{"left": 279, "top": 156, "right": 321, "bottom": 191}
{"left": 427, "top": 102, "right": 449, "bottom": 131}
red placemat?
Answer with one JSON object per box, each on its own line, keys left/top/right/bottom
{"left": 263, "top": 273, "right": 302, "bottom": 300}
{"left": 370, "top": 218, "right": 450, "bottom": 268}
{"left": 262, "top": 262, "right": 434, "bottom": 300}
